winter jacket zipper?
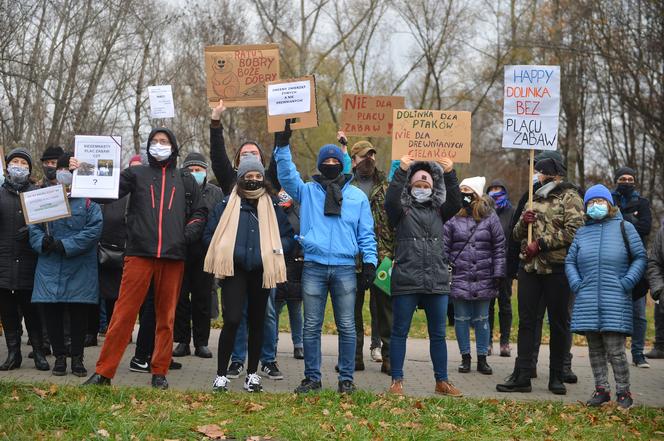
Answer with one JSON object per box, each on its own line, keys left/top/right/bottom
{"left": 157, "top": 168, "right": 166, "bottom": 258}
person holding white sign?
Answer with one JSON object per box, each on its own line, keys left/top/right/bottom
{"left": 29, "top": 152, "right": 103, "bottom": 378}
{"left": 0, "top": 148, "right": 50, "bottom": 372}
{"left": 80, "top": 127, "right": 208, "bottom": 390}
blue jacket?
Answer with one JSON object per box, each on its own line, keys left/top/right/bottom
{"left": 274, "top": 145, "right": 377, "bottom": 267}
{"left": 29, "top": 198, "right": 103, "bottom": 304}
{"left": 203, "top": 195, "right": 295, "bottom": 272}
{"left": 565, "top": 212, "right": 647, "bottom": 335}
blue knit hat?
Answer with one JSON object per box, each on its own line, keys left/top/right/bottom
{"left": 317, "top": 144, "right": 344, "bottom": 170}
{"left": 584, "top": 184, "right": 613, "bottom": 206}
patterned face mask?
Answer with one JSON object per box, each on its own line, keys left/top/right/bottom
{"left": 411, "top": 187, "right": 432, "bottom": 203}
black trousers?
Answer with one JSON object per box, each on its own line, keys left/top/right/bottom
{"left": 515, "top": 269, "right": 571, "bottom": 372}
{"left": 43, "top": 303, "right": 88, "bottom": 357}
{"left": 174, "top": 258, "right": 214, "bottom": 347}
{"left": 654, "top": 302, "right": 664, "bottom": 350}
{"left": 0, "top": 289, "right": 42, "bottom": 342}
{"left": 86, "top": 303, "right": 100, "bottom": 336}
{"left": 355, "top": 284, "right": 392, "bottom": 361}
{"left": 217, "top": 267, "right": 270, "bottom": 376}
{"left": 135, "top": 285, "right": 156, "bottom": 360}
{"left": 489, "top": 279, "right": 513, "bottom": 346}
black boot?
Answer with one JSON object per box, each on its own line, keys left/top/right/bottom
{"left": 477, "top": 355, "right": 493, "bottom": 375}
{"left": 496, "top": 368, "right": 532, "bottom": 392}
{"left": 562, "top": 353, "right": 577, "bottom": 383}
{"left": 71, "top": 355, "right": 87, "bottom": 377}
{"left": 30, "top": 337, "right": 50, "bottom": 371}
{"left": 0, "top": 332, "right": 22, "bottom": 370}
{"left": 83, "top": 373, "right": 111, "bottom": 386}
{"left": 52, "top": 355, "right": 67, "bottom": 376}
{"left": 548, "top": 369, "right": 567, "bottom": 395}
{"left": 458, "top": 354, "right": 471, "bottom": 373}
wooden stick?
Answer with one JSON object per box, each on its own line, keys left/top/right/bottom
{"left": 528, "top": 148, "right": 535, "bottom": 243}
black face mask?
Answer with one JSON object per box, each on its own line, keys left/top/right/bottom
{"left": 43, "top": 166, "right": 57, "bottom": 181}
{"left": 461, "top": 193, "right": 474, "bottom": 208}
{"left": 240, "top": 179, "right": 264, "bottom": 191}
{"left": 319, "top": 163, "right": 343, "bottom": 180}
{"left": 617, "top": 183, "right": 635, "bottom": 196}
{"left": 354, "top": 158, "right": 375, "bottom": 178}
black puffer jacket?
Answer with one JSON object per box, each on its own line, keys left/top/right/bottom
{"left": 119, "top": 128, "right": 208, "bottom": 260}
{"left": 385, "top": 162, "right": 461, "bottom": 296}
{"left": 0, "top": 181, "right": 38, "bottom": 291}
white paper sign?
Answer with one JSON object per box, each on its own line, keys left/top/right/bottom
{"left": 502, "top": 65, "right": 560, "bottom": 151}
{"left": 72, "top": 135, "right": 122, "bottom": 199}
{"left": 20, "top": 185, "right": 71, "bottom": 225}
{"left": 148, "top": 85, "right": 175, "bottom": 119}
{"left": 267, "top": 80, "right": 311, "bottom": 116}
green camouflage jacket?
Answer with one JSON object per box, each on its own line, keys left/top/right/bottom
{"left": 353, "top": 169, "right": 395, "bottom": 264}
{"left": 513, "top": 181, "right": 585, "bottom": 274}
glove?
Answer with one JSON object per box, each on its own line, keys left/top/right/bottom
{"left": 42, "top": 235, "right": 55, "bottom": 253}
{"left": 51, "top": 240, "right": 66, "bottom": 255}
{"left": 338, "top": 135, "right": 348, "bottom": 147}
{"left": 524, "top": 240, "right": 540, "bottom": 259}
{"left": 522, "top": 210, "right": 537, "bottom": 225}
{"left": 275, "top": 118, "right": 293, "bottom": 148}
{"left": 359, "top": 263, "right": 376, "bottom": 292}
{"left": 652, "top": 289, "right": 662, "bottom": 302}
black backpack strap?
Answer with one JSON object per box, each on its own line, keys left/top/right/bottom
{"left": 620, "top": 220, "right": 633, "bottom": 262}
{"left": 180, "top": 170, "right": 195, "bottom": 218}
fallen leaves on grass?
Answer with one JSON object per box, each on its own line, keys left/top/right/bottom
{"left": 96, "top": 429, "right": 110, "bottom": 438}
{"left": 244, "top": 402, "right": 265, "bottom": 413}
{"left": 196, "top": 424, "right": 227, "bottom": 439}
{"left": 31, "top": 385, "right": 57, "bottom": 399}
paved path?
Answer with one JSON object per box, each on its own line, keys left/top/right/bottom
{"left": 2, "top": 328, "right": 663, "bottom": 407}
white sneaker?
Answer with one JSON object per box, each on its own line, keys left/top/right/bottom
{"left": 244, "top": 373, "right": 263, "bottom": 393}
{"left": 371, "top": 347, "right": 382, "bottom": 363}
{"left": 212, "top": 375, "right": 229, "bottom": 392}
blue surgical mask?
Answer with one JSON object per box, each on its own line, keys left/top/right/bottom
{"left": 411, "top": 187, "right": 432, "bottom": 203}
{"left": 56, "top": 169, "right": 73, "bottom": 186}
{"left": 532, "top": 173, "right": 540, "bottom": 185}
{"left": 191, "top": 171, "right": 206, "bottom": 185}
{"left": 587, "top": 203, "right": 608, "bottom": 220}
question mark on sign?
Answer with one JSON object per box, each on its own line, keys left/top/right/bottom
{"left": 93, "top": 179, "right": 98, "bottom": 185}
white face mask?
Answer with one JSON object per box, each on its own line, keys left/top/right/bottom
{"left": 411, "top": 187, "right": 432, "bottom": 203}
{"left": 150, "top": 143, "right": 172, "bottom": 161}
{"left": 532, "top": 173, "right": 540, "bottom": 185}
{"left": 7, "top": 164, "right": 30, "bottom": 183}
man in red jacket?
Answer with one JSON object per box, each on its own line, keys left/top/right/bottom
{"left": 76, "top": 128, "right": 207, "bottom": 389}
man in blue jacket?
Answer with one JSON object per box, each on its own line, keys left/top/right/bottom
{"left": 274, "top": 126, "right": 377, "bottom": 394}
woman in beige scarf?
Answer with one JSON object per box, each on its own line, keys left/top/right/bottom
{"left": 203, "top": 156, "right": 294, "bottom": 393}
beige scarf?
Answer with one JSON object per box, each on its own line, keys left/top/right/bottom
{"left": 204, "top": 187, "right": 287, "bottom": 288}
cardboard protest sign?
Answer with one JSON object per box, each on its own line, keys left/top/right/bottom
{"left": 266, "top": 76, "right": 318, "bottom": 133}
{"left": 204, "top": 44, "right": 280, "bottom": 108}
{"left": 71, "top": 135, "right": 122, "bottom": 199}
{"left": 148, "top": 85, "right": 175, "bottom": 119}
{"left": 391, "top": 110, "right": 471, "bottom": 163}
{"left": 20, "top": 185, "right": 71, "bottom": 225}
{"left": 341, "top": 94, "right": 405, "bottom": 137}
{"left": 502, "top": 65, "right": 560, "bottom": 150}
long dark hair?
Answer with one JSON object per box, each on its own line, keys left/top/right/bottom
{"left": 456, "top": 195, "right": 493, "bottom": 221}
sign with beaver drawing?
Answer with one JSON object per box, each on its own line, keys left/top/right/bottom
{"left": 204, "top": 44, "right": 280, "bottom": 108}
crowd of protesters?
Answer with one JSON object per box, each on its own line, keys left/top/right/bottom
{"left": 1, "top": 99, "right": 663, "bottom": 409}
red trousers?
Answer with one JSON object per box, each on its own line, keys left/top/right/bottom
{"left": 96, "top": 256, "right": 184, "bottom": 377}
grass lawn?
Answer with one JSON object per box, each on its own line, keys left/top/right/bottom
{"left": 214, "top": 287, "right": 657, "bottom": 347}
{"left": 1, "top": 382, "right": 662, "bottom": 440}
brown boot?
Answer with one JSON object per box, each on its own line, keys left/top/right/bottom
{"left": 435, "top": 380, "right": 463, "bottom": 397}
{"left": 388, "top": 379, "right": 403, "bottom": 395}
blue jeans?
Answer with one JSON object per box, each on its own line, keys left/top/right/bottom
{"left": 390, "top": 294, "right": 448, "bottom": 382}
{"left": 231, "top": 288, "right": 277, "bottom": 364}
{"left": 302, "top": 262, "right": 356, "bottom": 382}
{"left": 631, "top": 296, "right": 646, "bottom": 359}
{"left": 276, "top": 299, "right": 303, "bottom": 349}
{"left": 453, "top": 298, "right": 491, "bottom": 356}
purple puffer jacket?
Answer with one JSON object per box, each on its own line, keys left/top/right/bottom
{"left": 443, "top": 212, "right": 506, "bottom": 300}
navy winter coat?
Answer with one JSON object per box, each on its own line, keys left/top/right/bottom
{"left": 443, "top": 211, "right": 506, "bottom": 300}
{"left": 203, "top": 194, "right": 295, "bottom": 272}
{"left": 565, "top": 212, "right": 647, "bottom": 335}
{"left": 29, "top": 198, "right": 103, "bottom": 304}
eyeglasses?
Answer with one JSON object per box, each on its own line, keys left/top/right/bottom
{"left": 617, "top": 176, "right": 635, "bottom": 183}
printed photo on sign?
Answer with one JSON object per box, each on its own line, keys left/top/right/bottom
{"left": 391, "top": 109, "right": 472, "bottom": 163}
{"left": 72, "top": 135, "right": 122, "bottom": 199}
{"left": 502, "top": 65, "right": 560, "bottom": 150}
{"left": 20, "top": 185, "right": 71, "bottom": 225}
